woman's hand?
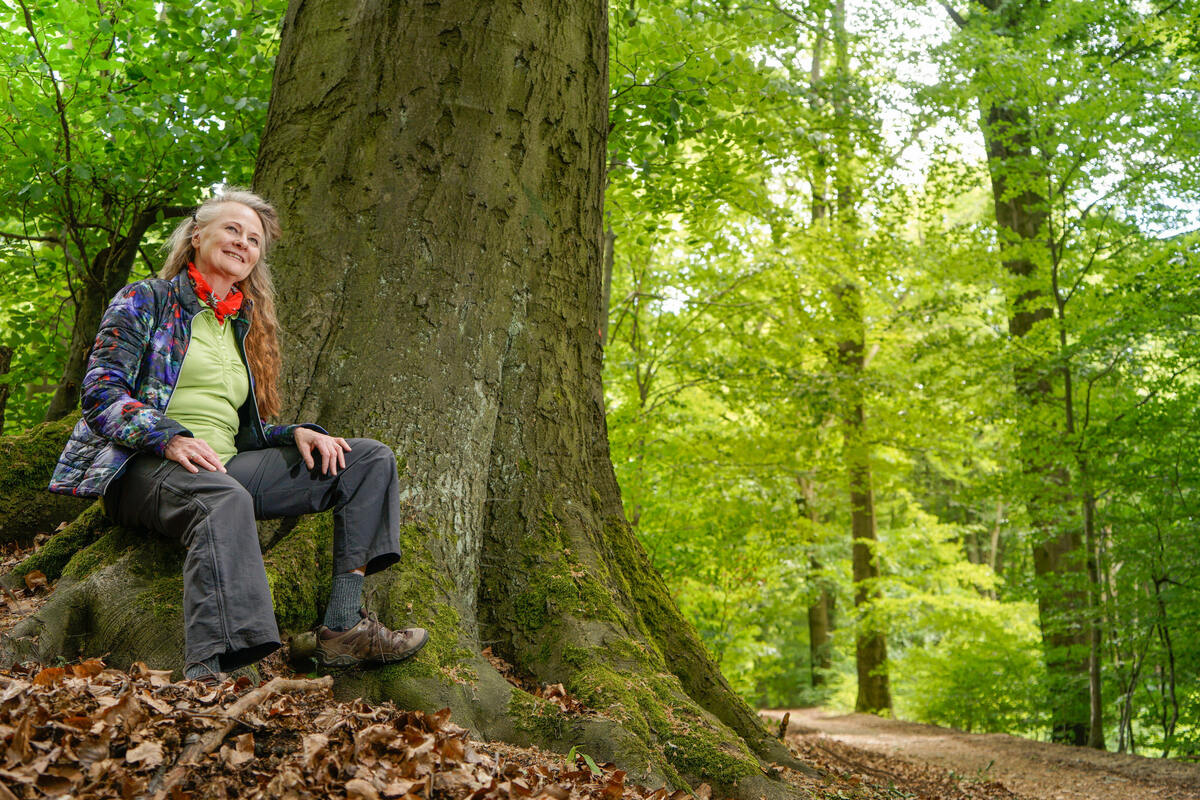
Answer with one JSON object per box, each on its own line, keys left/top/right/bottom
{"left": 164, "top": 435, "right": 226, "bottom": 474}
{"left": 294, "top": 427, "right": 352, "bottom": 475}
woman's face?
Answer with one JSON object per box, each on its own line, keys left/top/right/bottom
{"left": 191, "top": 202, "right": 265, "bottom": 287}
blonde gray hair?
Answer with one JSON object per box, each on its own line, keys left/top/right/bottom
{"left": 160, "top": 187, "right": 284, "bottom": 418}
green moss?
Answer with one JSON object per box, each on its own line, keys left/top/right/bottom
{"left": 372, "top": 520, "right": 473, "bottom": 676}
{"left": 61, "top": 524, "right": 137, "bottom": 580}
{"left": 264, "top": 512, "right": 336, "bottom": 631}
{"left": 666, "top": 713, "right": 760, "bottom": 783}
{"left": 0, "top": 417, "right": 89, "bottom": 544}
{"left": 565, "top": 654, "right": 760, "bottom": 790}
{"left": 18, "top": 503, "right": 112, "bottom": 580}
{"left": 133, "top": 575, "right": 186, "bottom": 623}
{"left": 509, "top": 688, "right": 571, "bottom": 741}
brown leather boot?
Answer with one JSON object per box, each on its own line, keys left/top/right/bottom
{"left": 315, "top": 609, "right": 428, "bottom": 667}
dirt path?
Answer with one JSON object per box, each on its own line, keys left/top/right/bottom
{"left": 765, "top": 708, "right": 1200, "bottom": 800}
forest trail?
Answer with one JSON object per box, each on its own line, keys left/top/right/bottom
{"left": 768, "top": 708, "right": 1200, "bottom": 800}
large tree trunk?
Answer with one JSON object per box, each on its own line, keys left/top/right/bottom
{"left": 5, "top": 0, "right": 810, "bottom": 793}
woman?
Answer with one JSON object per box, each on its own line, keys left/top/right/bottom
{"left": 48, "top": 188, "right": 427, "bottom": 684}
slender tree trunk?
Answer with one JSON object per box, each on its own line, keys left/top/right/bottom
{"left": 975, "top": 88, "right": 1091, "bottom": 751}
{"left": 837, "top": 308, "right": 889, "bottom": 714}
{"left": 44, "top": 206, "right": 189, "bottom": 420}
{"left": 806, "top": 573, "right": 833, "bottom": 688}
{"left": 798, "top": 478, "right": 833, "bottom": 688}
{"left": 824, "top": 0, "right": 889, "bottom": 715}
{"left": 0, "top": 345, "right": 12, "bottom": 433}
{"left": 939, "top": 0, "right": 1094, "bottom": 748}
{"left": 804, "top": 28, "right": 834, "bottom": 692}
{"left": 1082, "top": 482, "right": 1105, "bottom": 748}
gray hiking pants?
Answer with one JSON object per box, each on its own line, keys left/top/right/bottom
{"left": 107, "top": 438, "right": 402, "bottom": 671}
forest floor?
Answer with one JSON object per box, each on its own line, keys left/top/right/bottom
{"left": 767, "top": 708, "right": 1200, "bottom": 800}
{"left": 4, "top": 531, "right": 1197, "bottom": 800}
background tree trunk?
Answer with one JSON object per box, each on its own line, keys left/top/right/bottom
{"left": 44, "top": 205, "right": 191, "bottom": 421}
{"left": 978, "top": 96, "right": 1091, "bottom": 749}
{"left": 828, "top": 0, "right": 889, "bottom": 715}
{"left": 0, "top": 345, "right": 12, "bottom": 432}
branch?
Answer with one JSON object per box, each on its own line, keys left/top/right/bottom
{"left": 0, "top": 230, "right": 62, "bottom": 244}
{"left": 17, "top": 0, "right": 77, "bottom": 225}
{"left": 937, "top": 0, "right": 968, "bottom": 29}
{"left": 150, "top": 676, "right": 332, "bottom": 799}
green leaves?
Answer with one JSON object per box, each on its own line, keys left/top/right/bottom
{"left": 0, "top": 0, "right": 285, "bottom": 425}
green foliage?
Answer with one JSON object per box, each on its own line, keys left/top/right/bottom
{"left": 0, "top": 0, "right": 284, "bottom": 428}
{"left": 602, "top": 0, "right": 1200, "bottom": 756}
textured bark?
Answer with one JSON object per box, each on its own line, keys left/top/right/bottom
{"left": 938, "top": 0, "right": 1094, "bottom": 748}
{"left": 796, "top": 480, "right": 833, "bottom": 688}
{"left": 806, "top": 570, "right": 833, "bottom": 688}
{"left": 979, "top": 93, "right": 1091, "bottom": 752}
{"left": 0, "top": 345, "right": 12, "bottom": 432}
{"left": 44, "top": 205, "right": 191, "bottom": 421}
{"left": 836, "top": 302, "right": 890, "bottom": 715}
{"left": 245, "top": 0, "right": 804, "bottom": 791}
{"left": 827, "top": 0, "right": 889, "bottom": 716}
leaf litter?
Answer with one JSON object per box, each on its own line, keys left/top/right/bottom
{"left": 0, "top": 657, "right": 662, "bottom": 800}
{"left": 0, "top": 538, "right": 1038, "bottom": 800}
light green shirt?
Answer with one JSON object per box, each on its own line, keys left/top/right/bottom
{"left": 165, "top": 309, "right": 249, "bottom": 463}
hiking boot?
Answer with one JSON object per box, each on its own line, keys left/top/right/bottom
{"left": 315, "top": 609, "right": 428, "bottom": 667}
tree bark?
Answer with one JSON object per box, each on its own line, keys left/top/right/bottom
{"left": 948, "top": 0, "right": 1093, "bottom": 746}
{"left": 44, "top": 205, "right": 191, "bottom": 421}
{"left": 980, "top": 100, "right": 1091, "bottom": 749}
{"left": 5, "top": 1, "right": 811, "bottom": 795}
{"left": 797, "top": 478, "right": 833, "bottom": 688}
{"left": 0, "top": 345, "right": 12, "bottom": 433}
{"left": 826, "top": 0, "right": 889, "bottom": 716}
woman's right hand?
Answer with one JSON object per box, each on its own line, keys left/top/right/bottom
{"left": 164, "top": 435, "right": 226, "bottom": 474}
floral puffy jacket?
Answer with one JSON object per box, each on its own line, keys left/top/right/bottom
{"left": 48, "top": 272, "right": 315, "bottom": 498}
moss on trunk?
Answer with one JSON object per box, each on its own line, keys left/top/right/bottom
{"left": 0, "top": 418, "right": 90, "bottom": 546}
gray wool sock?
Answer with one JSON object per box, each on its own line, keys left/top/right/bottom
{"left": 323, "top": 571, "right": 365, "bottom": 631}
{"left": 184, "top": 655, "right": 222, "bottom": 680}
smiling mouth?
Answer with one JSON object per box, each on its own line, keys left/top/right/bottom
{"left": 223, "top": 251, "right": 245, "bottom": 263}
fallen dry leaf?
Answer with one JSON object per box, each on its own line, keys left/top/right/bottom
{"left": 346, "top": 776, "right": 381, "bottom": 800}
{"left": 33, "top": 667, "right": 65, "bottom": 687}
{"left": 23, "top": 569, "right": 47, "bottom": 592}
{"left": 125, "top": 740, "right": 164, "bottom": 767}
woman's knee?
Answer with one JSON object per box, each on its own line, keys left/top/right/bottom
{"left": 349, "top": 438, "right": 396, "bottom": 468}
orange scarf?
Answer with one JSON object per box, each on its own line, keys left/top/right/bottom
{"left": 187, "top": 262, "right": 244, "bottom": 323}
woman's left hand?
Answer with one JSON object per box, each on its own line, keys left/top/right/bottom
{"left": 294, "top": 428, "right": 352, "bottom": 475}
